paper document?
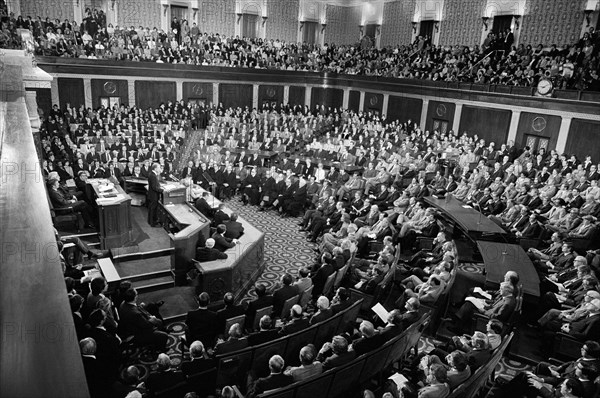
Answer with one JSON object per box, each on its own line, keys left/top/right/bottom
{"left": 473, "top": 287, "right": 492, "bottom": 300}
{"left": 462, "top": 205, "right": 472, "bottom": 209}
{"left": 372, "top": 302, "right": 391, "bottom": 323}
{"left": 545, "top": 277, "right": 564, "bottom": 290}
{"left": 388, "top": 372, "right": 410, "bottom": 388}
{"left": 465, "top": 297, "right": 486, "bottom": 311}
{"left": 84, "top": 269, "right": 101, "bottom": 279}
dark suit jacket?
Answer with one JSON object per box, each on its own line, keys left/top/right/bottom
{"left": 272, "top": 285, "right": 299, "bottom": 317}
{"left": 196, "top": 246, "right": 228, "bottom": 262}
{"left": 311, "top": 263, "right": 335, "bottom": 297}
{"left": 224, "top": 220, "right": 244, "bottom": 239}
{"left": 467, "top": 348, "right": 492, "bottom": 372}
{"left": 86, "top": 327, "right": 121, "bottom": 371}
{"left": 485, "top": 296, "right": 516, "bottom": 323}
{"left": 310, "top": 308, "right": 333, "bottom": 325}
{"left": 249, "top": 373, "right": 294, "bottom": 397}
{"left": 322, "top": 350, "right": 356, "bottom": 370}
{"left": 569, "top": 313, "right": 600, "bottom": 340}
{"left": 248, "top": 329, "right": 281, "bottom": 346}
{"left": 353, "top": 334, "right": 384, "bottom": 357}
{"left": 145, "top": 369, "right": 185, "bottom": 395}
{"left": 118, "top": 302, "right": 156, "bottom": 337}
{"left": 216, "top": 304, "right": 246, "bottom": 332}
{"left": 181, "top": 357, "right": 215, "bottom": 377}
{"left": 213, "top": 337, "right": 248, "bottom": 356}
{"left": 194, "top": 197, "right": 214, "bottom": 217}
{"left": 246, "top": 295, "right": 275, "bottom": 327}
{"left": 211, "top": 232, "right": 235, "bottom": 252}
{"left": 213, "top": 210, "right": 230, "bottom": 226}
{"left": 330, "top": 299, "right": 353, "bottom": 315}
{"left": 147, "top": 171, "right": 163, "bottom": 202}
{"left": 185, "top": 308, "right": 218, "bottom": 347}
{"left": 280, "top": 317, "right": 310, "bottom": 335}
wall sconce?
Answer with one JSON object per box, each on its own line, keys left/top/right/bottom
{"left": 163, "top": 4, "right": 169, "bottom": 16}
{"left": 482, "top": 16, "right": 490, "bottom": 30}
{"left": 433, "top": 21, "right": 440, "bottom": 32}
{"left": 321, "top": 23, "right": 327, "bottom": 33}
{"left": 262, "top": 16, "right": 268, "bottom": 26}
{"left": 299, "top": 21, "right": 305, "bottom": 31}
{"left": 584, "top": 9, "right": 594, "bottom": 27}
{"left": 359, "top": 24, "right": 364, "bottom": 35}
{"left": 513, "top": 14, "right": 520, "bottom": 30}
{"left": 412, "top": 21, "right": 418, "bottom": 33}
{"left": 236, "top": 12, "right": 243, "bottom": 23}
{"left": 375, "top": 24, "right": 381, "bottom": 36}
{"left": 110, "top": 0, "right": 116, "bottom": 11}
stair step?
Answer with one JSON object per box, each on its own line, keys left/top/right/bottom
{"left": 132, "top": 275, "right": 175, "bottom": 294}
{"left": 124, "top": 269, "right": 173, "bottom": 283}
{"left": 112, "top": 247, "right": 174, "bottom": 263}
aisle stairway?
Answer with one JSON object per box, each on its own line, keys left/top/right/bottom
{"left": 173, "top": 128, "right": 205, "bottom": 172}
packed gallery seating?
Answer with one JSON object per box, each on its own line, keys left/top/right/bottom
{"left": 0, "top": 6, "right": 599, "bottom": 91}
{"left": 3, "top": 1, "right": 600, "bottom": 397}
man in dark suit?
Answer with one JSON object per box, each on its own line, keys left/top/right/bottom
{"left": 180, "top": 160, "right": 197, "bottom": 180}
{"left": 330, "top": 287, "right": 353, "bottom": 315}
{"left": 80, "top": 338, "right": 112, "bottom": 398}
{"left": 248, "top": 315, "right": 281, "bottom": 346}
{"left": 194, "top": 191, "right": 215, "bottom": 217}
{"left": 317, "top": 335, "right": 356, "bottom": 371}
{"left": 147, "top": 163, "right": 164, "bottom": 227}
{"left": 310, "top": 296, "right": 333, "bottom": 325}
{"left": 196, "top": 238, "right": 228, "bottom": 262}
{"left": 181, "top": 340, "right": 215, "bottom": 377}
{"left": 224, "top": 212, "right": 244, "bottom": 239}
{"left": 212, "top": 224, "right": 238, "bottom": 252}
{"left": 272, "top": 273, "right": 299, "bottom": 317}
{"left": 216, "top": 292, "right": 245, "bottom": 333}
{"left": 48, "top": 178, "right": 96, "bottom": 228}
{"left": 213, "top": 323, "right": 248, "bottom": 356}
{"left": 185, "top": 292, "right": 218, "bottom": 348}
{"left": 248, "top": 355, "right": 294, "bottom": 398}
{"left": 213, "top": 203, "right": 230, "bottom": 226}
{"left": 352, "top": 320, "right": 384, "bottom": 357}
{"left": 85, "top": 309, "right": 121, "bottom": 379}
{"left": 118, "top": 288, "right": 168, "bottom": 350}
{"left": 311, "top": 253, "right": 335, "bottom": 299}
{"left": 145, "top": 353, "right": 186, "bottom": 395}
{"left": 280, "top": 304, "right": 310, "bottom": 335}
{"left": 246, "top": 284, "right": 275, "bottom": 329}
{"left": 561, "top": 299, "right": 600, "bottom": 341}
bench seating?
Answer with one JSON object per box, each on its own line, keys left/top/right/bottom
{"left": 214, "top": 299, "right": 363, "bottom": 391}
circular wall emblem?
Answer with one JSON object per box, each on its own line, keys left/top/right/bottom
{"left": 192, "top": 84, "right": 204, "bottom": 96}
{"left": 369, "top": 96, "right": 379, "bottom": 106}
{"left": 103, "top": 81, "right": 117, "bottom": 94}
{"left": 266, "top": 87, "right": 276, "bottom": 98}
{"left": 532, "top": 116, "right": 547, "bottom": 132}
{"left": 436, "top": 104, "right": 447, "bottom": 117}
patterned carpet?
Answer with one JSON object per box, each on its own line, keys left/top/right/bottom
{"left": 121, "top": 197, "right": 531, "bottom": 387}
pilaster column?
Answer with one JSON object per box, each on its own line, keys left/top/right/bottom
{"left": 83, "top": 78, "right": 92, "bottom": 109}
{"left": 305, "top": 86, "right": 311, "bottom": 108}
{"left": 127, "top": 80, "right": 136, "bottom": 108}
{"left": 50, "top": 76, "right": 60, "bottom": 107}
{"left": 176, "top": 80, "right": 183, "bottom": 100}
{"left": 342, "top": 88, "right": 350, "bottom": 110}
{"left": 452, "top": 103, "right": 463, "bottom": 134}
{"left": 283, "top": 85, "right": 290, "bottom": 105}
{"left": 506, "top": 110, "right": 521, "bottom": 144}
{"left": 420, "top": 99, "right": 429, "bottom": 130}
{"left": 359, "top": 91, "right": 365, "bottom": 112}
{"left": 106, "top": 0, "right": 118, "bottom": 26}
{"left": 556, "top": 116, "right": 572, "bottom": 154}
{"left": 382, "top": 94, "right": 389, "bottom": 118}
{"left": 212, "top": 83, "right": 219, "bottom": 106}
{"left": 73, "top": 1, "right": 84, "bottom": 25}
{"left": 252, "top": 84, "right": 259, "bottom": 110}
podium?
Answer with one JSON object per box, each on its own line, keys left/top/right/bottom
{"left": 89, "top": 179, "right": 133, "bottom": 249}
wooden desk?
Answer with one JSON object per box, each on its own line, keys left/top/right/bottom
{"left": 424, "top": 195, "right": 507, "bottom": 240}
{"left": 160, "top": 202, "right": 211, "bottom": 284}
{"left": 476, "top": 241, "right": 540, "bottom": 299}
{"left": 192, "top": 188, "right": 265, "bottom": 302}
{"left": 89, "top": 179, "right": 133, "bottom": 249}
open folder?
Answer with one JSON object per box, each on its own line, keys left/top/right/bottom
{"left": 372, "top": 302, "right": 391, "bottom": 323}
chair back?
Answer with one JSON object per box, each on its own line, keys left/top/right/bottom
{"left": 280, "top": 294, "right": 300, "bottom": 320}
{"left": 215, "top": 348, "right": 253, "bottom": 388}
{"left": 313, "top": 312, "right": 343, "bottom": 349}
{"left": 294, "top": 371, "right": 335, "bottom": 398}
{"left": 358, "top": 344, "right": 391, "bottom": 384}
{"left": 185, "top": 367, "right": 217, "bottom": 397}
{"left": 322, "top": 271, "right": 337, "bottom": 297}
{"left": 283, "top": 325, "right": 319, "bottom": 367}
{"left": 253, "top": 305, "right": 274, "bottom": 331}
{"left": 333, "top": 263, "right": 349, "bottom": 290}
{"left": 250, "top": 337, "right": 289, "bottom": 380}
{"left": 299, "top": 286, "right": 314, "bottom": 309}
{"left": 328, "top": 357, "right": 365, "bottom": 398}
{"left": 224, "top": 314, "right": 246, "bottom": 336}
